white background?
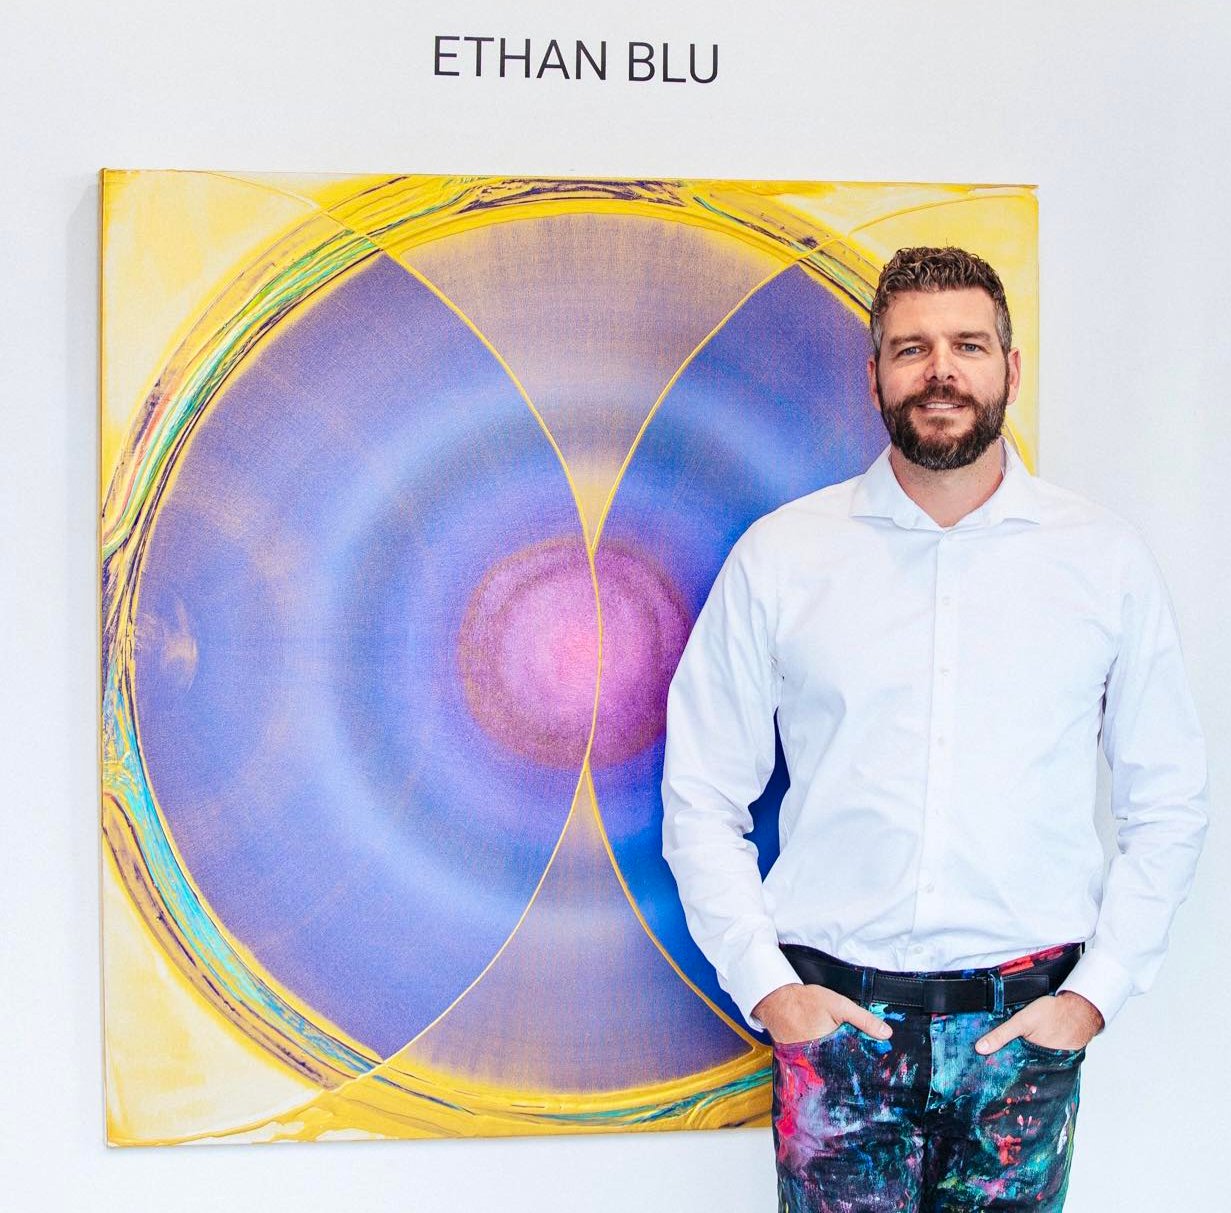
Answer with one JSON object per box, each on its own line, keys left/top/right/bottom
{"left": 2, "top": 1, "right": 1228, "bottom": 1209}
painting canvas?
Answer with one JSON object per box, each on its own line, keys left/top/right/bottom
{"left": 100, "top": 171, "right": 1038, "bottom": 1145}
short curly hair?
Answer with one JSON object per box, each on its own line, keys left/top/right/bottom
{"left": 870, "top": 246, "right": 1013, "bottom": 357}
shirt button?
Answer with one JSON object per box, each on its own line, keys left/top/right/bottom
{"left": 939, "top": 666, "right": 951, "bottom": 676}
{"left": 941, "top": 596, "right": 952, "bottom": 607}
{"left": 936, "top": 736, "right": 946, "bottom": 748}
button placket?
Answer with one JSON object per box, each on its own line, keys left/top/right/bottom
{"left": 913, "top": 532, "right": 959, "bottom": 949}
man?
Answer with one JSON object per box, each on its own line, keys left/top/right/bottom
{"left": 661, "top": 247, "right": 1207, "bottom": 1211}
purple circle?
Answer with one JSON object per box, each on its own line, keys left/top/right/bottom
{"left": 457, "top": 537, "right": 690, "bottom": 769}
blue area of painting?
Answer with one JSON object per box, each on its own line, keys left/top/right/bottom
{"left": 594, "top": 265, "right": 886, "bottom": 1030}
{"left": 133, "top": 256, "right": 586, "bottom": 1057}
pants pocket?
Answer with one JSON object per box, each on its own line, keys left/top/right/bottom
{"left": 1017, "top": 1035, "right": 1086, "bottom": 1064}
{"left": 771, "top": 1021, "right": 851, "bottom": 1057}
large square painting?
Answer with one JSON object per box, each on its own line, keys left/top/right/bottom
{"left": 100, "top": 172, "right": 1038, "bottom": 1144}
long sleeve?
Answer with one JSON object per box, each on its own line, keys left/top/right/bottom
{"left": 1059, "top": 532, "right": 1209, "bottom": 1025}
{"left": 661, "top": 532, "right": 801, "bottom": 1027}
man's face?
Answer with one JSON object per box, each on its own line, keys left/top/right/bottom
{"left": 868, "top": 287, "right": 1021, "bottom": 471}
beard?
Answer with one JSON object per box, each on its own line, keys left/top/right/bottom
{"left": 876, "top": 372, "right": 1009, "bottom": 471}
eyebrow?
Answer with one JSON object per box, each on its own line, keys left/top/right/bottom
{"left": 887, "top": 330, "right": 994, "bottom": 350}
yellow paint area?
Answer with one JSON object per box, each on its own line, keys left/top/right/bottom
{"left": 222, "top": 1046, "right": 769, "bottom": 1142}
{"left": 102, "top": 847, "right": 321, "bottom": 1146}
{"left": 99, "top": 170, "right": 315, "bottom": 483}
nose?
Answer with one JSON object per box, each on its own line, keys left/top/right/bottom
{"left": 925, "top": 345, "right": 956, "bottom": 382}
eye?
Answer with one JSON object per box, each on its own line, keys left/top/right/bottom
{"left": 958, "top": 342, "right": 985, "bottom": 353}
{"left": 896, "top": 345, "right": 923, "bottom": 357}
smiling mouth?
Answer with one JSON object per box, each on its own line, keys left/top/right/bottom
{"left": 916, "top": 401, "right": 969, "bottom": 411}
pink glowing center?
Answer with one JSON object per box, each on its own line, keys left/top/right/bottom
{"left": 457, "top": 537, "right": 690, "bottom": 769}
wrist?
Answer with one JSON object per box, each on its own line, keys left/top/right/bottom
{"left": 752, "top": 982, "right": 803, "bottom": 1026}
{"left": 1057, "top": 989, "right": 1105, "bottom": 1034}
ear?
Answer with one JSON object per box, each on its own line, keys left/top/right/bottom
{"left": 867, "top": 354, "right": 883, "bottom": 414}
{"left": 1005, "top": 347, "right": 1022, "bottom": 406}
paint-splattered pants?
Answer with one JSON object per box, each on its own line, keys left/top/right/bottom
{"left": 772, "top": 1000, "right": 1083, "bottom": 1211}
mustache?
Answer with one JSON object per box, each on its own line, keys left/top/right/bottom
{"left": 895, "top": 384, "right": 983, "bottom": 410}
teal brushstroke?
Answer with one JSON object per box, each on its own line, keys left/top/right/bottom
{"left": 526, "top": 1067, "right": 771, "bottom": 1127}
{"left": 102, "top": 664, "right": 378, "bottom": 1079}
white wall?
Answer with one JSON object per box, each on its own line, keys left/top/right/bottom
{"left": 2, "top": 1, "right": 1227, "bottom": 1208}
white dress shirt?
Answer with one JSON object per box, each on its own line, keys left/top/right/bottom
{"left": 662, "top": 440, "right": 1207, "bottom": 1029}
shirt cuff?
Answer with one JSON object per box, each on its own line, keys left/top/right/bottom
{"left": 1058, "top": 947, "right": 1135, "bottom": 1028}
{"left": 729, "top": 945, "right": 804, "bottom": 1032}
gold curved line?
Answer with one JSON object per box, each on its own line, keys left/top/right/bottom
{"left": 202, "top": 169, "right": 402, "bottom": 215}
{"left": 338, "top": 771, "right": 590, "bottom": 1089}
{"left": 845, "top": 187, "right": 1033, "bottom": 237}
{"left": 581, "top": 764, "right": 761, "bottom": 1048}
{"left": 198, "top": 169, "right": 327, "bottom": 212}
{"left": 336, "top": 231, "right": 594, "bottom": 550}
{"left": 205, "top": 748, "right": 604, "bottom": 1117}
{"left": 236, "top": 233, "right": 611, "bottom": 1083}
{"left": 582, "top": 235, "right": 880, "bottom": 1045}
{"left": 582, "top": 243, "right": 864, "bottom": 1043}
{"left": 362, "top": 521, "right": 606, "bottom": 1064}
{"left": 320, "top": 203, "right": 609, "bottom": 838}
{"left": 330, "top": 233, "right": 610, "bottom": 902}
{"left": 589, "top": 250, "right": 821, "bottom": 553}
{"left": 352, "top": 249, "right": 609, "bottom": 915}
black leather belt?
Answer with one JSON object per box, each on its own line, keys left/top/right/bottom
{"left": 780, "top": 943, "right": 1082, "bottom": 1014}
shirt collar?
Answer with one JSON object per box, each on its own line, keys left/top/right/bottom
{"left": 849, "top": 439, "right": 1042, "bottom": 531}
